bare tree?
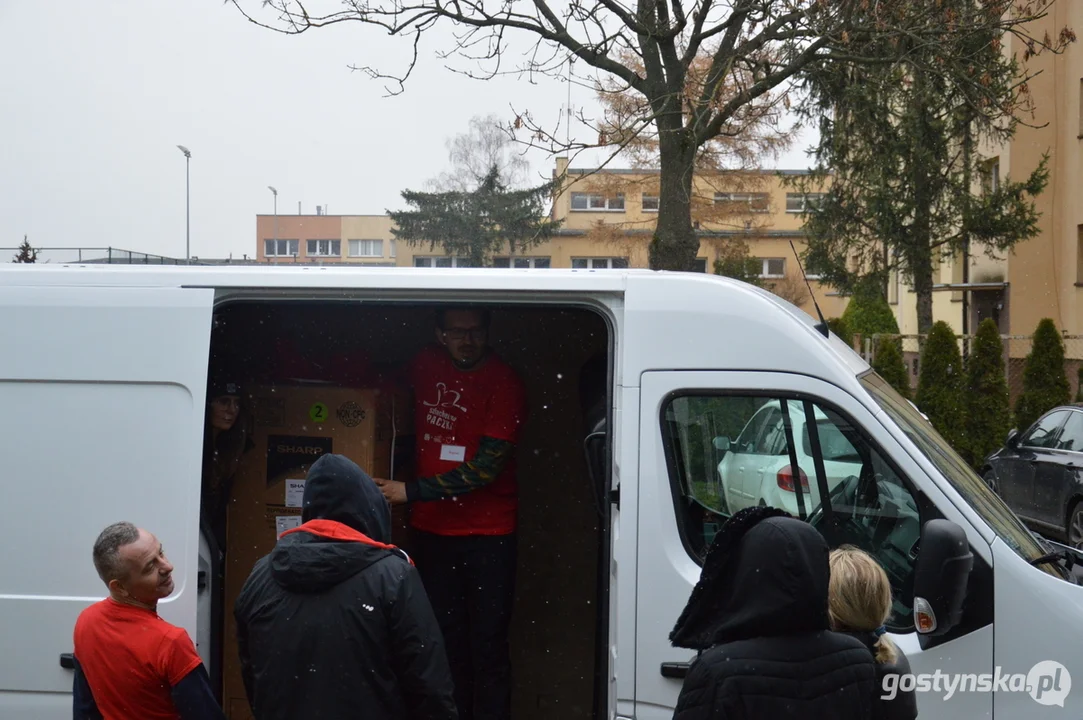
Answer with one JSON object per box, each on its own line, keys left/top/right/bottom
{"left": 229, "top": 0, "right": 1068, "bottom": 271}
{"left": 429, "top": 113, "right": 533, "bottom": 192}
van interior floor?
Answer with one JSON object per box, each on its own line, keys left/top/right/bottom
{"left": 202, "top": 299, "right": 612, "bottom": 720}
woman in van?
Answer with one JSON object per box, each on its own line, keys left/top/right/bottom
{"left": 829, "top": 545, "right": 919, "bottom": 720}
{"left": 201, "top": 375, "right": 252, "bottom": 551}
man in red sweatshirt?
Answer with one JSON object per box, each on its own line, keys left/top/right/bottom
{"left": 72, "top": 522, "right": 224, "bottom": 720}
{"left": 377, "top": 306, "right": 528, "bottom": 720}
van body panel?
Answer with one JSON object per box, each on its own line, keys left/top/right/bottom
{"left": 613, "top": 386, "right": 638, "bottom": 719}
{"left": 0, "top": 286, "right": 213, "bottom": 713}
{"left": 992, "top": 538, "right": 1083, "bottom": 715}
{"left": 621, "top": 273, "right": 870, "bottom": 387}
{"left": 636, "top": 370, "right": 994, "bottom": 719}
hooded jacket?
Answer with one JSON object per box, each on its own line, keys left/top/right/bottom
{"left": 233, "top": 454, "right": 457, "bottom": 720}
{"left": 670, "top": 507, "right": 877, "bottom": 720}
{"left": 841, "top": 631, "right": 918, "bottom": 720}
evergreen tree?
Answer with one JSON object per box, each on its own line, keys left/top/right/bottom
{"left": 873, "top": 335, "right": 911, "bottom": 400}
{"left": 388, "top": 165, "right": 561, "bottom": 267}
{"left": 827, "top": 317, "right": 853, "bottom": 350}
{"left": 12, "top": 236, "right": 37, "bottom": 263}
{"left": 916, "top": 321, "right": 965, "bottom": 451}
{"left": 794, "top": 0, "right": 1057, "bottom": 333}
{"left": 841, "top": 285, "right": 900, "bottom": 350}
{"left": 964, "top": 318, "right": 1010, "bottom": 468}
{"left": 1015, "top": 318, "right": 1071, "bottom": 433}
{"left": 1076, "top": 366, "right": 1083, "bottom": 403}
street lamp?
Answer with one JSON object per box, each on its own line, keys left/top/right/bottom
{"left": 268, "top": 186, "right": 278, "bottom": 258}
{"left": 177, "top": 145, "right": 191, "bottom": 263}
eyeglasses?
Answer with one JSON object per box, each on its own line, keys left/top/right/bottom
{"left": 442, "top": 327, "right": 487, "bottom": 341}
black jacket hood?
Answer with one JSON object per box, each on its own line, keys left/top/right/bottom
{"left": 270, "top": 453, "right": 397, "bottom": 593}
{"left": 301, "top": 453, "right": 391, "bottom": 541}
{"left": 671, "top": 506, "right": 831, "bottom": 649}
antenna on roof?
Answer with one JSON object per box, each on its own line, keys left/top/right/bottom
{"left": 788, "top": 238, "right": 829, "bottom": 339}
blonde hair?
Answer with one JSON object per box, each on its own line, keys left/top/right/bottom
{"left": 828, "top": 545, "right": 898, "bottom": 664}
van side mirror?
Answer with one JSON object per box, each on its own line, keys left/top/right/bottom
{"left": 1005, "top": 429, "right": 1019, "bottom": 449}
{"left": 911, "top": 519, "right": 973, "bottom": 637}
{"left": 713, "top": 436, "right": 731, "bottom": 453}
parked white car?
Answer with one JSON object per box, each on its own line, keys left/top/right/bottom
{"left": 717, "top": 399, "right": 863, "bottom": 517}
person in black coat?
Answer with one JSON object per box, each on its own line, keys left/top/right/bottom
{"left": 829, "top": 545, "right": 919, "bottom": 720}
{"left": 670, "top": 506, "right": 877, "bottom": 720}
{"left": 233, "top": 453, "right": 457, "bottom": 720}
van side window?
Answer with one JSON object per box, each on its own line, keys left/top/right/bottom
{"left": 663, "top": 393, "right": 922, "bottom": 629}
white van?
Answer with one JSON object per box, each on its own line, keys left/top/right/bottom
{"left": 2, "top": 265, "right": 1081, "bottom": 720}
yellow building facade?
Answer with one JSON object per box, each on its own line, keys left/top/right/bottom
{"left": 253, "top": 159, "right": 845, "bottom": 320}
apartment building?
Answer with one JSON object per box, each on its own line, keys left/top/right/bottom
{"left": 254, "top": 159, "right": 845, "bottom": 319}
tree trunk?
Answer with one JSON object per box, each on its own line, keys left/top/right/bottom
{"left": 650, "top": 135, "right": 698, "bottom": 271}
{"left": 913, "top": 255, "right": 935, "bottom": 335}
{"left": 911, "top": 74, "right": 935, "bottom": 335}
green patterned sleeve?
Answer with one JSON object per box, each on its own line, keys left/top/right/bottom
{"left": 405, "top": 436, "right": 515, "bottom": 501}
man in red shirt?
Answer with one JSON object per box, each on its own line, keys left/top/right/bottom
{"left": 377, "top": 306, "right": 527, "bottom": 720}
{"left": 72, "top": 521, "right": 224, "bottom": 720}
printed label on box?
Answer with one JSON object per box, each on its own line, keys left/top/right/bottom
{"left": 275, "top": 515, "right": 302, "bottom": 536}
{"left": 286, "top": 479, "right": 306, "bottom": 508}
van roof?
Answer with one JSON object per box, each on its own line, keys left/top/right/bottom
{"left": 0, "top": 264, "right": 650, "bottom": 292}
{"left": 0, "top": 264, "right": 872, "bottom": 390}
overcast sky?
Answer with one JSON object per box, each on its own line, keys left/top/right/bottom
{"left": 0, "top": 1, "right": 817, "bottom": 261}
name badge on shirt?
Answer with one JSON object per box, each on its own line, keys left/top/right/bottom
{"left": 440, "top": 444, "right": 467, "bottom": 463}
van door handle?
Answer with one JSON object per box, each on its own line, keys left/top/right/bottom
{"left": 59, "top": 653, "right": 74, "bottom": 670}
{"left": 660, "top": 662, "right": 690, "bottom": 679}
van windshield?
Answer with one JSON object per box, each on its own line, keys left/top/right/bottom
{"left": 858, "top": 370, "right": 1068, "bottom": 580}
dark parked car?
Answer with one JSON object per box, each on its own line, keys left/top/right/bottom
{"left": 982, "top": 405, "right": 1083, "bottom": 547}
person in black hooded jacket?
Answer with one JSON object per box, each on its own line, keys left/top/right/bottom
{"left": 233, "top": 453, "right": 457, "bottom": 720}
{"left": 670, "top": 506, "right": 877, "bottom": 720}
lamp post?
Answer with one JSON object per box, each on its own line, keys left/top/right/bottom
{"left": 177, "top": 145, "right": 191, "bottom": 263}
{"left": 268, "top": 186, "right": 278, "bottom": 258}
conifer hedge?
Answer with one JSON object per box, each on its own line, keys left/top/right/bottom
{"left": 1014, "top": 318, "right": 1070, "bottom": 433}
{"left": 964, "top": 319, "right": 1010, "bottom": 467}
{"left": 916, "top": 321, "right": 966, "bottom": 451}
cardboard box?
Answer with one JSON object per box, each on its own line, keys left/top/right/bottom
{"left": 221, "top": 382, "right": 411, "bottom": 719}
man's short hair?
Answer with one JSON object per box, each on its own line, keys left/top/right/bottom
{"left": 436, "top": 306, "right": 492, "bottom": 331}
{"left": 92, "top": 521, "right": 141, "bottom": 585}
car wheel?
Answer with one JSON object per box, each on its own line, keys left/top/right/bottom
{"left": 982, "top": 470, "right": 1000, "bottom": 496}
{"left": 1068, "top": 502, "right": 1083, "bottom": 549}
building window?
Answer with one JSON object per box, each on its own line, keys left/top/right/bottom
{"left": 714, "top": 192, "right": 770, "bottom": 213}
{"left": 981, "top": 158, "right": 1001, "bottom": 195}
{"left": 307, "top": 239, "right": 341, "bottom": 257}
{"left": 390, "top": 240, "right": 396, "bottom": 258}
{"left": 414, "top": 256, "right": 474, "bottom": 268}
{"left": 785, "top": 193, "right": 825, "bottom": 213}
{"left": 348, "top": 239, "right": 383, "bottom": 258}
{"left": 572, "top": 257, "right": 629, "bottom": 270}
{"left": 570, "top": 192, "right": 626, "bottom": 212}
{"left": 755, "top": 257, "right": 786, "bottom": 278}
{"left": 1077, "top": 225, "right": 1083, "bottom": 285}
{"left": 694, "top": 258, "right": 707, "bottom": 273}
{"left": 265, "top": 239, "right": 299, "bottom": 257}
{"left": 642, "top": 194, "right": 660, "bottom": 212}
{"left": 492, "top": 257, "right": 552, "bottom": 268}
